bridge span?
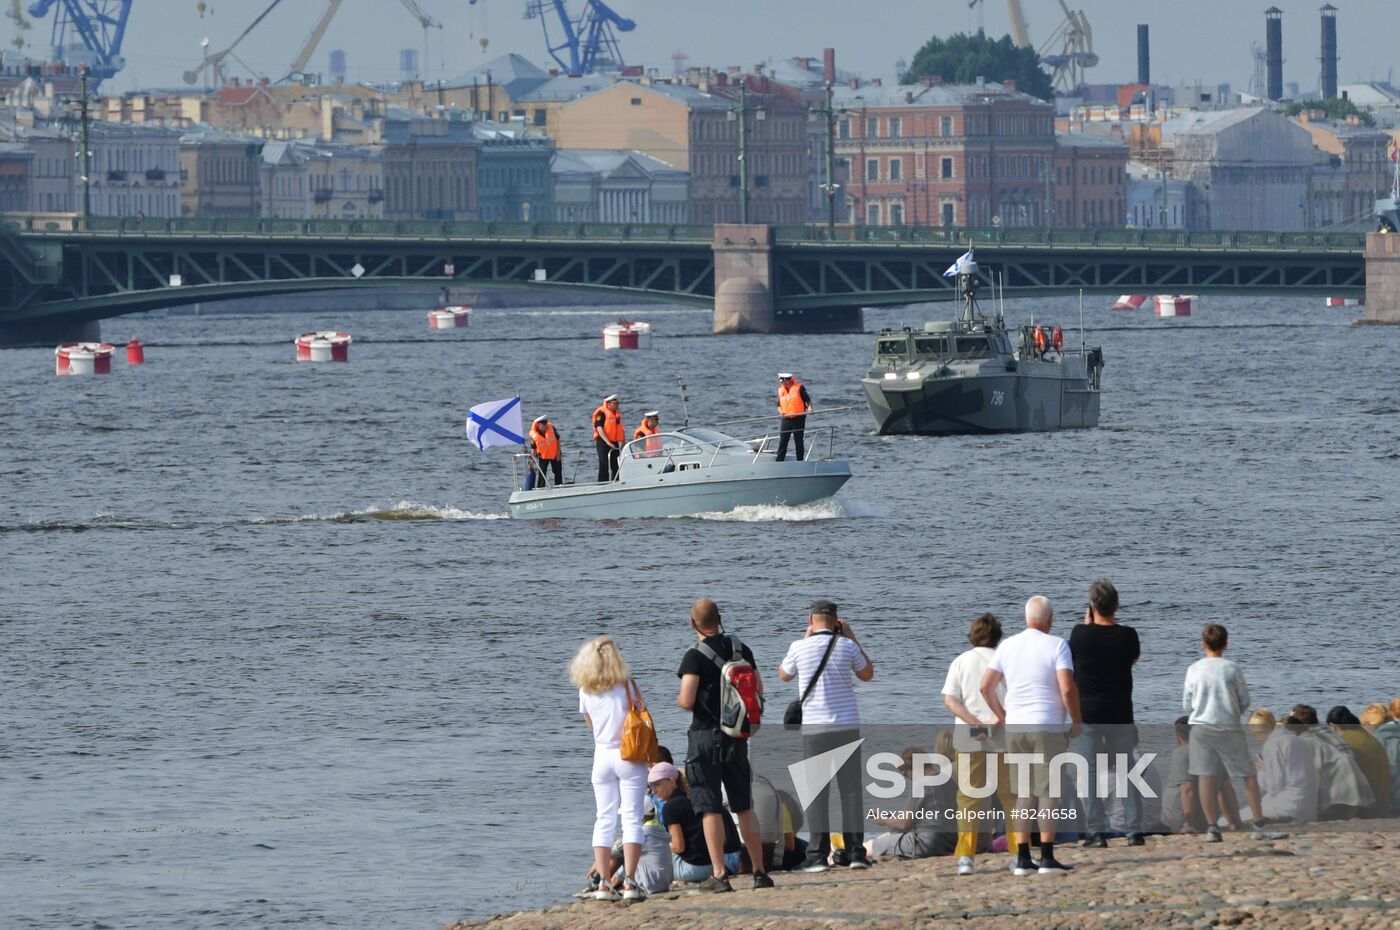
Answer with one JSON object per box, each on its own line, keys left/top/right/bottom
{"left": 0, "top": 215, "right": 1383, "bottom": 346}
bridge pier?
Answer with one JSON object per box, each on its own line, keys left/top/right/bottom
{"left": 1364, "top": 233, "right": 1400, "bottom": 324}
{"left": 0, "top": 315, "right": 100, "bottom": 349}
{"left": 712, "top": 225, "right": 863, "bottom": 334}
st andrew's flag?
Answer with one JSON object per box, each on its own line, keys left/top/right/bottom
{"left": 467, "top": 396, "right": 525, "bottom": 451}
{"left": 943, "top": 249, "right": 977, "bottom": 277}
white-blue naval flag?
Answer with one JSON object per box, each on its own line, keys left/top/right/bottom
{"left": 466, "top": 396, "right": 525, "bottom": 451}
{"left": 943, "top": 248, "right": 977, "bottom": 277}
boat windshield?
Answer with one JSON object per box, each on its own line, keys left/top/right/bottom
{"left": 913, "top": 335, "right": 948, "bottom": 357}
{"left": 676, "top": 427, "right": 748, "bottom": 449}
{"left": 954, "top": 335, "right": 992, "bottom": 358}
{"left": 875, "top": 336, "right": 909, "bottom": 359}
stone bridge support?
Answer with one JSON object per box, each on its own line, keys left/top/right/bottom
{"left": 0, "top": 316, "right": 101, "bottom": 348}
{"left": 712, "top": 224, "right": 776, "bottom": 334}
{"left": 1364, "top": 232, "right": 1400, "bottom": 324}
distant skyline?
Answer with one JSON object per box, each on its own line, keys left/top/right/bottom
{"left": 6, "top": 0, "right": 1397, "bottom": 97}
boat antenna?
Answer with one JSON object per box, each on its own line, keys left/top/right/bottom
{"left": 1079, "top": 289, "right": 1086, "bottom": 353}
{"left": 676, "top": 374, "right": 690, "bottom": 427}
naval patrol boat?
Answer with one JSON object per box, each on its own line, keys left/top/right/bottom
{"left": 508, "top": 426, "right": 852, "bottom": 520}
{"left": 861, "top": 253, "right": 1104, "bottom": 435}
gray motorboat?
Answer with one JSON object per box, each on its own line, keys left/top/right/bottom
{"left": 508, "top": 426, "right": 852, "bottom": 520}
{"left": 861, "top": 257, "right": 1104, "bottom": 435}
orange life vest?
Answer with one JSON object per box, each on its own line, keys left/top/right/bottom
{"left": 1033, "top": 327, "right": 1047, "bottom": 353}
{"left": 593, "top": 403, "right": 624, "bottom": 444}
{"left": 778, "top": 380, "right": 808, "bottom": 417}
{"left": 531, "top": 424, "right": 559, "bottom": 460}
{"left": 1052, "top": 325, "right": 1064, "bottom": 352}
{"left": 633, "top": 423, "right": 658, "bottom": 440}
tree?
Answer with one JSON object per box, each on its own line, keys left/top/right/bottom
{"left": 901, "top": 32, "right": 1054, "bottom": 101}
{"left": 1284, "top": 97, "right": 1375, "bottom": 127}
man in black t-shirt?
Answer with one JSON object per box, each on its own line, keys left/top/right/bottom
{"left": 676, "top": 598, "right": 773, "bottom": 893}
{"left": 1069, "top": 578, "right": 1144, "bottom": 847}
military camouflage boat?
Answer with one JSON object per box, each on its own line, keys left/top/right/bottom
{"left": 861, "top": 254, "right": 1104, "bottom": 435}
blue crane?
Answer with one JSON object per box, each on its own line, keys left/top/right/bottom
{"left": 25, "top": 0, "right": 133, "bottom": 87}
{"left": 469, "top": 0, "right": 634, "bottom": 77}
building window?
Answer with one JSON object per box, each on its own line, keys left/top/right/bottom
{"left": 838, "top": 118, "right": 850, "bottom": 140}
{"left": 940, "top": 157, "right": 953, "bottom": 180}
{"left": 866, "top": 202, "right": 881, "bottom": 225}
{"left": 889, "top": 117, "right": 901, "bottom": 138}
{"left": 630, "top": 97, "right": 642, "bottom": 106}
{"left": 941, "top": 202, "right": 955, "bottom": 226}
{"left": 890, "top": 203, "right": 904, "bottom": 225}
{"left": 889, "top": 158, "right": 902, "bottom": 180}
{"left": 865, "top": 118, "right": 878, "bottom": 138}
{"left": 866, "top": 159, "right": 879, "bottom": 181}
{"left": 940, "top": 116, "right": 953, "bottom": 136}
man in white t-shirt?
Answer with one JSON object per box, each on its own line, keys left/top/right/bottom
{"left": 941, "top": 612, "right": 1020, "bottom": 877}
{"left": 778, "top": 599, "right": 874, "bottom": 871}
{"left": 979, "top": 595, "right": 1081, "bottom": 877}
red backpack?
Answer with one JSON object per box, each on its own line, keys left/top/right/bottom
{"left": 696, "top": 635, "right": 763, "bottom": 739}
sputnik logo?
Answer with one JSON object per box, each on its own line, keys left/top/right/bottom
{"left": 787, "top": 738, "right": 865, "bottom": 810}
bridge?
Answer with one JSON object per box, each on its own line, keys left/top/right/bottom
{"left": 0, "top": 214, "right": 1382, "bottom": 346}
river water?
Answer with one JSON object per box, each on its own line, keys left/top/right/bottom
{"left": 3, "top": 295, "right": 1397, "bottom": 929}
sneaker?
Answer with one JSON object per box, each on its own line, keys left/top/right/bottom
{"left": 957, "top": 856, "right": 974, "bottom": 876}
{"left": 830, "top": 849, "right": 851, "bottom": 868}
{"left": 1128, "top": 833, "right": 1146, "bottom": 847}
{"left": 593, "top": 882, "right": 622, "bottom": 902}
{"left": 621, "top": 879, "right": 647, "bottom": 902}
{"left": 1249, "top": 827, "right": 1289, "bottom": 841}
{"left": 1205, "top": 826, "right": 1223, "bottom": 844}
{"left": 697, "top": 875, "right": 733, "bottom": 894}
{"left": 798, "top": 852, "right": 830, "bottom": 873}
{"left": 752, "top": 872, "right": 774, "bottom": 890}
{"left": 847, "top": 848, "right": 871, "bottom": 870}
{"left": 1012, "top": 858, "right": 1038, "bottom": 877}
{"left": 1081, "top": 833, "right": 1107, "bottom": 849}
{"left": 1037, "top": 858, "right": 1074, "bottom": 876}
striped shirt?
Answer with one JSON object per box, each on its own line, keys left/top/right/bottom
{"left": 780, "top": 632, "right": 869, "bottom": 727}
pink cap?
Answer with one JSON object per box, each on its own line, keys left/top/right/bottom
{"left": 647, "top": 761, "right": 679, "bottom": 783}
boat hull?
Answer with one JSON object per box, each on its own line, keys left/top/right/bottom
{"left": 508, "top": 462, "right": 851, "bottom": 520}
{"left": 863, "top": 370, "right": 1100, "bottom": 435}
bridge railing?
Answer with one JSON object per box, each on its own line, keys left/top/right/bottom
{"left": 4, "top": 214, "right": 713, "bottom": 243}
{"left": 771, "top": 225, "right": 1367, "bottom": 252}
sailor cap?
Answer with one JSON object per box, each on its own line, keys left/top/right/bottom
{"left": 532, "top": 414, "right": 549, "bottom": 423}
{"left": 644, "top": 410, "right": 660, "bottom": 418}
{"left": 778, "top": 372, "right": 794, "bottom": 380}
{"left": 603, "top": 393, "right": 620, "bottom": 402}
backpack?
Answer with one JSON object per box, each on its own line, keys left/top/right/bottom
{"left": 620, "top": 679, "right": 661, "bottom": 765}
{"left": 696, "top": 635, "right": 763, "bottom": 739}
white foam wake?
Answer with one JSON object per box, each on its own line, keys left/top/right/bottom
{"left": 258, "top": 500, "right": 508, "bottom": 524}
{"left": 684, "top": 496, "right": 882, "bottom": 522}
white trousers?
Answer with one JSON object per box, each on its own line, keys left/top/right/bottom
{"left": 591, "top": 745, "right": 648, "bottom": 848}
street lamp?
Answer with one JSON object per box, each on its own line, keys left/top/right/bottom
{"left": 809, "top": 81, "right": 848, "bottom": 236}
{"left": 60, "top": 65, "right": 93, "bottom": 224}
{"left": 727, "top": 79, "right": 766, "bottom": 225}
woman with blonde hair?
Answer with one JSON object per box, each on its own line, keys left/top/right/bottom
{"left": 571, "top": 635, "right": 651, "bottom": 902}
{"left": 1245, "top": 708, "right": 1317, "bottom": 824}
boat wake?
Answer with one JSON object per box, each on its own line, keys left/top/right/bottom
{"left": 259, "top": 501, "right": 508, "bottom": 524}
{"left": 683, "top": 497, "right": 881, "bottom": 522}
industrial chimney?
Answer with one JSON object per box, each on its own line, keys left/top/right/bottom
{"left": 1319, "top": 3, "right": 1338, "bottom": 100}
{"left": 1137, "top": 24, "right": 1150, "bottom": 86}
{"left": 1265, "top": 7, "right": 1284, "bottom": 101}
{"left": 328, "top": 49, "right": 347, "bottom": 84}
{"left": 823, "top": 48, "right": 836, "bottom": 85}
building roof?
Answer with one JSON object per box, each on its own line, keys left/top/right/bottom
{"left": 179, "top": 125, "right": 262, "bottom": 145}
{"left": 832, "top": 78, "right": 1050, "bottom": 109}
{"left": 552, "top": 148, "right": 686, "bottom": 179}
{"left": 1054, "top": 132, "right": 1129, "bottom": 151}
{"left": 514, "top": 72, "right": 619, "bottom": 103}
{"left": 440, "top": 53, "right": 551, "bottom": 99}
{"left": 1160, "top": 107, "right": 1266, "bottom": 140}
{"left": 763, "top": 55, "right": 859, "bottom": 90}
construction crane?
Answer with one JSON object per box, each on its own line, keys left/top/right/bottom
{"left": 397, "top": 0, "right": 443, "bottom": 74}
{"left": 23, "top": 0, "right": 133, "bottom": 86}
{"left": 468, "top": 0, "right": 634, "bottom": 77}
{"left": 967, "top": 0, "right": 1096, "bottom": 94}
{"left": 282, "top": 0, "right": 344, "bottom": 82}
{"left": 182, "top": 0, "right": 285, "bottom": 86}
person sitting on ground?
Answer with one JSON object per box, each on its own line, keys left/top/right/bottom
{"left": 1327, "top": 706, "right": 1392, "bottom": 818}
{"left": 580, "top": 799, "right": 676, "bottom": 899}
{"left": 1244, "top": 709, "right": 1318, "bottom": 824}
{"left": 1161, "top": 717, "right": 1245, "bottom": 834}
{"left": 1363, "top": 701, "right": 1400, "bottom": 815}
{"left": 647, "top": 761, "right": 743, "bottom": 883}
{"left": 864, "top": 733, "right": 960, "bottom": 862}
{"left": 748, "top": 772, "right": 808, "bottom": 873}
{"left": 1290, "top": 703, "right": 1375, "bottom": 821}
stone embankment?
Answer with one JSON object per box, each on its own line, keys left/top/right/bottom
{"left": 453, "top": 823, "right": 1398, "bottom": 930}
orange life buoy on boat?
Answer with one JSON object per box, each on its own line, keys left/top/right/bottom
{"left": 1052, "top": 325, "right": 1064, "bottom": 352}
{"left": 1033, "top": 326, "right": 1047, "bottom": 354}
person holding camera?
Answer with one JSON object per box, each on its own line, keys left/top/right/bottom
{"left": 777, "top": 600, "right": 875, "bottom": 871}
{"left": 941, "top": 612, "right": 1020, "bottom": 876}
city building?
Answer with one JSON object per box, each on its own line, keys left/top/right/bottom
{"left": 86, "top": 121, "right": 182, "bottom": 217}
{"left": 832, "top": 76, "right": 1057, "bottom": 227}
{"left": 394, "top": 54, "right": 554, "bottom": 125}
{"left": 259, "top": 139, "right": 385, "bottom": 220}
{"left": 179, "top": 127, "right": 262, "bottom": 218}
{"left": 472, "top": 121, "right": 553, "bottom": 221}
{"left": 1126, "top": 160, "right": 1189, "bottom": 228}
{"left": 376, "top": 110, "right": 478, "bottom": 220}
{"left": 260, "top": 140, "right": 312, "bottom": 218}
{"left": 551, "top": 149, "right": 689, "bottom": 223}
{"left": 554, "top": 77, "right": 808, "bottom": 225}
{"left": 1293, "top": 112, "right": 1392, "bottom": 227}
{"left": 0, "top": 143, "right": 30, "bottom": 211}
{"left": 1164, "top": 107, "right": 1315, "bottom": 230}
{"left": 1052, "top": 132, "right": 1129, "bottom": 227}
{"left": 513, "top": 72, "right": 622, "bottom": 135}
{"left": 0, "top": 115, "right": 73, "bottom": 213}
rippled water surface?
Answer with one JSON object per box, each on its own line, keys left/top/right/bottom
{"left": 3, "top": 296, "right": 1398, "bottom": 929}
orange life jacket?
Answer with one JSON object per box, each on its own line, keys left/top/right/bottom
{"left": 1033, "top": 327, "right": 1047, "bottom": 352}
{"left": 1052, "top": 325, "right": 1064, "bottom": 352}
{"left": 778, "top": 380, "right": 808, "bottom": 417}
{"left": 633, "top": 423, "right": 658, "bottom": 440}
{"left": 593, "top": 404, "right": 624, "bottom": 444}
{"left": 531, "top": 424, "right": 559, "bottom": 460}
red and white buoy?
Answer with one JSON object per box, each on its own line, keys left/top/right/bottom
{"left": 295, "top": 331, "right": 352, "bottom": 362}
{"left": 126, "top": 338, "right": 145, "bottom": 365}
{"left": 1112, "top": 294, "right": 1147, "bottom": 311}
{"left": 1324, "top": 297, "right": 1364, "bottom": 307}
{"left": 1153, "top": 295, "right": 1195, "bottom": 318}
{"left": 55, "top": 342, "right": 115, "bottom": 375}
{"left": 602, "top": 319, "right": 653, "bottom": 350}
{"left": 428, "top": 306, "right": 472, "bottom": 329}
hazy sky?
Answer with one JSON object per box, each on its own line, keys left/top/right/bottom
{"left": 8, "top": 0, "right": 1397, "bottom": 96}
